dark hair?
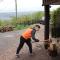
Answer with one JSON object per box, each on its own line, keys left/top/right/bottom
{"left": 35, "top": 25, "right": 40, "bottom": 28}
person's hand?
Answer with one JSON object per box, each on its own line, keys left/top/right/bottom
{"left": 35, "top": 39, "right": 39, "bottom": 42}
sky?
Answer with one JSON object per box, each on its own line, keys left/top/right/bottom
{"left": 0, "top": 0, "right": 60, "bottom": 12}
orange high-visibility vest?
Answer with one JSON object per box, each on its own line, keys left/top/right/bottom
{"left": 22, "top": 28, "right": 32, "bottom": 40}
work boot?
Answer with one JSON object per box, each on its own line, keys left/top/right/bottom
{"left": 29, "top": 52, "right": 35, "bottom": 56}
{"left": 16, "top": 54, "right": 20, "bottom": 58}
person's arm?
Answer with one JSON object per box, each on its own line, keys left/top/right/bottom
{"left": 31, "top": 29, "right": 39, "bottom": 42}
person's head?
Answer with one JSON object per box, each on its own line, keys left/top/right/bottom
{"left": 34, "top": 25, "right": 40, "bottom": 31}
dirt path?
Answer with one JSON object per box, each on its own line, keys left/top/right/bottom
{"left": 0, "top": 24, "right": 60, "bottom": 60}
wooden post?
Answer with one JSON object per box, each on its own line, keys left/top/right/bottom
{"left": 44, "top": 5, "right": 50, "bottom": 40}
{"left": 44, "top": 5, "right": 50, "bottom": 49}
{"left": 15, "top": 0, "right": 17, "bottom": 21}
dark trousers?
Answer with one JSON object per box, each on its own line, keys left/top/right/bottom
{"left": 16, "top": 36, "right": 32, "bottom": 54}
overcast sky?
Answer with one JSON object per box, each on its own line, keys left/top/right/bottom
{"left": 0, "top": 0, "right": 60, "bottom": 12}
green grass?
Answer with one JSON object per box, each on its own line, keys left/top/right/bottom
{"left": 15, "top": 24, "right": 29, "bottom": 30}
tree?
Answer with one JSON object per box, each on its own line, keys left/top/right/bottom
{"left": 51, "top": 8, "right": 60, "bottom": 37}
{"left": 52, "top": 8, "right": 60, "bottom": 28}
